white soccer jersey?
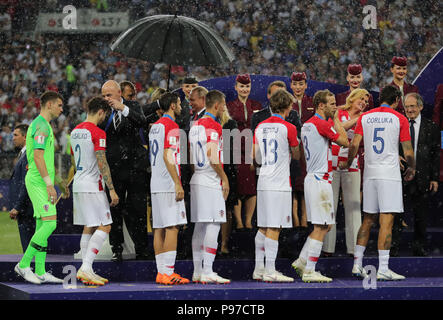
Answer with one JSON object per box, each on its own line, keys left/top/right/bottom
{"left": 149, "top": 115, "right": 181, "bottom": 193}
{"left": 189, "top": 116, "right": 223, "bottom": 190}
{"left": 355, "top": 105, "right": 410, "bottom": 181}
{"left": 71, "top": 121, "right": 107, "bottom": 192}
{"left": 254, "top": 115, "right": 299, "bottom": 191}
{"left": 301, "top": 115, "right": 340, "bottom": 183}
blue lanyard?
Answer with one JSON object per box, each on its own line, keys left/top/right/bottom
{"left": 204, "top": 111, "right": 218, "bottom": 122}
{"left": 272, "top": 114, "right": 285, "bottom": 120}
{"left": 163, "top": 114, "right": 174, "bottom": 121}
{"left": 104, "top": 110, "right": 115, "bottom": 132}
{"left": 380, "top": 103, "right": 391, "bottom": 108}
{"left": 315, "top": 112, "right": 325, "bottom": 120}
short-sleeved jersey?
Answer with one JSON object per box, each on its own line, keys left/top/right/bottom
{"left": 254, "top": 115, "right": 299, "bottom": 191}
{"left": 71, "top": 121, "right": 107, "bottom": 192}
{"left": 331, "top": 109, "right": 359, "bottom": 172}
{"left": 26, "top": 115, "right": 55, "bottom": 187}
{"left": 354, "top": 106, "right": 410, "bottom": 181}
{"left": 149, "top": 116, "right": 181, "bottom": 193}
{"left": 301, "top": 115, "right": 340, "bottom": 183}
{"left": 189, "top": 116, "right": 223, "bottom": 190}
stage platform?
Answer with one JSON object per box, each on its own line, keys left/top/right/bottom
{"left": 1, "top": 255, "right": 443, "bottom": 300}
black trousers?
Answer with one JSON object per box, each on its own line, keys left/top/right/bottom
{"left": 17, "top": 206, "right": 35, "bottom": 252}
{"left": 108, "top": 166, "right": 149, "bottom": 257}
{"left": 392, "top": 183, "right": 430, "bottom": 252}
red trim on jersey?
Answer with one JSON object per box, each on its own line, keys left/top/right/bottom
{"left": 354, "top": 107, "right": 410, "bottom": 142}
{"left": 73, "top": 121, "right": 107, "bottom": 152}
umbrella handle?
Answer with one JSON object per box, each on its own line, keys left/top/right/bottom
{"left": 167, "top": 64, "right": 171, "bottom": 91}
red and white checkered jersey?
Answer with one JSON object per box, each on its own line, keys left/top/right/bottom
{"left": 354, "top": 105, "right": 410, "bottom": 181}
{"left": 71, "top": 121, "right": 107, "bottom": 192}
{"left": 301, "top": 115, "right": 340, "bottom": 183}
{"left": 254, "top": 115, "right": 299, "bottom": 191}
{"left": 331, "top": 109, "right": 359, "bottom": 172}
{"left": 189, "top": 116, "right": 223, "bottom": 190}
{"left": 149, "top": 115, "right": 181, "bottom": 193}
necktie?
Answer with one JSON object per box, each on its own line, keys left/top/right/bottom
{"left": 193, "top": 112, "right": 198, "bottom": 121}
{"left": 243, "top": 103, "right": 248, "bottom": 121}
{"left": 409, "top": 119, "right": 415, "bottom": 151}
{"left": 113, "top": 110, "right": 121, "bottom": 129}
{"left": 298, "top": 100, "right": 302, "bottom": 118}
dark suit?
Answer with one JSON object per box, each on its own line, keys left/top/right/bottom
{"left": 99, "top": 98, "right": 150, "bottom": 258}
{"left": 431, "top": 84, "right": 443, "bottom": 181}
{"left": 392, "top": 116, "right": 440, "bottom": 254}
{"left": 9, "top": 148, "right": 34, "bottom": 251}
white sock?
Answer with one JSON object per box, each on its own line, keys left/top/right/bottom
{"left": 354, "top": 245, "right": 366, "bottom": 267}
{"left": 192, "top": 223, "right": 205, "bottom": 275}
{"left": 305, "top": 239, "right": 323, "bottom": 272}
{"left": 203, "top": 223, "right": 220, "bottom": 275}
{"left": 378, "top": 250, "right": 390, "bottom": 273}
{"left": 81, "top": 230, "right": 107, "bottom": 272}
{"left": 163, "top": 251, "right": 177, "bottom": 276}
{"left": 254, "top": 231, "right": 266, "bottom": 270}
{"left": 80, "top": 233, "right": 92, "bottom": 261}
{"left": 299, "top": 237, "right": 312, "bottom": 262}
{"left": 264, "top": 237, "right": 278, "bottom": 274}
{"left": 155, "top": 253, "right": 164, "bottom": 274}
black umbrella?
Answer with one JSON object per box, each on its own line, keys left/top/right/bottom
{"left": 110, "top": 14, "right": 235, "bottom": 89}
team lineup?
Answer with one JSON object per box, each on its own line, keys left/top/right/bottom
{"left": 13, "top": 74, "right": 416, "bottom": 285}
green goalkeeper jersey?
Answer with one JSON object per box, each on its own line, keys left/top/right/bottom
{"left": 25, "top": 115, "right": 55, "bottom": 187}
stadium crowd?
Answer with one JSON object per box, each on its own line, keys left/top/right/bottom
{"left": 0, "top": 0, "right": 441, "bottom": 161}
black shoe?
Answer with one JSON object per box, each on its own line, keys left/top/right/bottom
{"left": 111, "top": 252, "right": 123, "bottom": 262}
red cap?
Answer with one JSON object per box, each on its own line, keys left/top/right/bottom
{"left": 291, "top": 72, "right": 307, "bottom": 82}
{"left": 391, "top": 56, "right": 408, "bottom": 66}
{"left": 236, "top": 74, "right": 251, "bottom": 85}
{"left": 347, "top": 64, "right": 362, "bottom": 75}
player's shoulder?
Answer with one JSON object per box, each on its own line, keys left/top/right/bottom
{"left": 32, "top": 115, "right": 50, "bottom": 129}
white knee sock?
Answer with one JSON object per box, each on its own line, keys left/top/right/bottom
{"left": 264, "top": 237, "right": 279, "bottom": 274}
{"left": 299, "top": 236, "right": 312, "bottom": 262}
{"left": 192, "top": 223, "right": 205, "bottom": 275}
{"left": 378, "top": 250, "right": 390, "bottom": 273}
{"left": 163, "top": 250, "right": 177, "bottom": 276}
{"left": 80, "top": 233, "right": 92, "bottom": 261}
{"left": 354, "top": 245, "right": 366, "bottom": 267}
{"left": 305, "top": 238, "right": 323, "bottom": 272}
{"left": 203, "top": 223, "right": 220, "bottom": 275}
{"left": 81, "top": 230, "right": 107, "bottom": 272}
{"left": 255, "top": 231, "right": 266, "bottom": 270}
{"left": 155, "top": 253, "right": 165, "bottom": 274}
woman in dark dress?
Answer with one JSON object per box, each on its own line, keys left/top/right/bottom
{"left": 226, "top": 74, "right": 262, "bottom": 230}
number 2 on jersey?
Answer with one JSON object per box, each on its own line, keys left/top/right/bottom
{"left": 75, "top": 144, "right": 83, "bottom": 171}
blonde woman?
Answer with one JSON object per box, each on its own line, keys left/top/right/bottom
{"left": 322, "top": 89, "right": 370, "bottom": 256}
{"left": 219, "top": 107, "right": 239, "bottom": 256}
